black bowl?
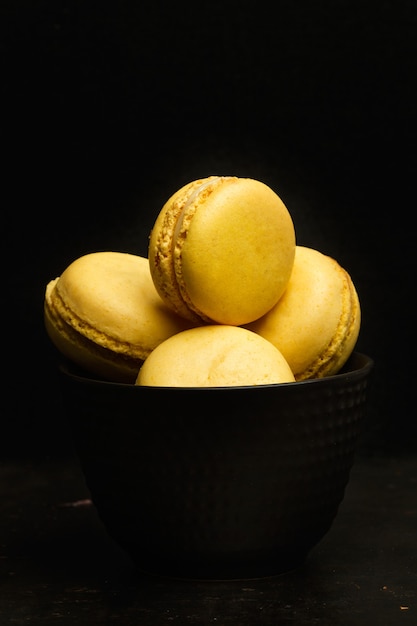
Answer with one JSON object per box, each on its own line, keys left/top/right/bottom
{"left": 59, "top": 352, "right": 373, "bottom": 580}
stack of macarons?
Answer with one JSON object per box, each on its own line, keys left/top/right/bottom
{"left": 44, "top": 175, "right": 361, "bottom": 386}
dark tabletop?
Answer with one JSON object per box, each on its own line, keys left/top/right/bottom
{"left": 1, "top": 452, "right": 416, "bottom": 626}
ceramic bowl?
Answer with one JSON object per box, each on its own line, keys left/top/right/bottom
{"left": 59, "top": 351, "right": 373, "bottom": 580}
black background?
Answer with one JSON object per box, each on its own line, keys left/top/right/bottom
{"left": 3, "top": 0, "right": 416, "bottom": 459}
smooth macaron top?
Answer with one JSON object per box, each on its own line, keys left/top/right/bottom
{"left": 245, "top": 246, "right": 361, "bottom": 380}
{"left": 136, "top": 325, "right": 295, "bottom": 387}
{"left": 44, "top": 252, "right": 194, "bottom": 381}
{"left": 148, "top": 176, "right": 296, "bottom": 326}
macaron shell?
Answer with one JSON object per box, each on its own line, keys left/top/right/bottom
{"left": 149, "top": 176, "right": 296, "bottom": 325}
{"left": 136, "top": 325, "right": 295, "bottom": 387}
{"left": 44, "top": 252, "right": 194, "bottom": 382}
{"left": 245, "top": 246, "right": 361, "bottom": 380}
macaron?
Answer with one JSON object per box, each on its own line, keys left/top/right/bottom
{"left": 148, "top": 176, "right": 296, "bottom": 326}
{"left": 44, "top": 251, "right": 194, "bottom": 383}
{"left": 136, "top": 325, "right": 295, "bottom": 387}
{"left": 245, "top": 246, "right": 361, "bottom": 380}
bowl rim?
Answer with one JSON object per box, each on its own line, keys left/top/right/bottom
{"left": 58, "top": 351, "right": 374, "bottom": 392}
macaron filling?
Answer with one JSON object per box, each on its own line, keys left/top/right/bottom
{"left": 171, "top": 176, "right": 233, "bottom": 323}
{"left": 245, "top": 246, "right": 361, "bottom": 380}
{"left": 149, "top": 178, "right": 224, "bottom": 324}
{"left": 299, "top": 271, "right": 360, "bottom": 379}
{"left": 46, "top": 280, "right": 149, "bottom": 361}
{"left": 172, "top": 176, "right": 227, "bottom": 247}
{"left": 44, "top": 284, "right": 144, "bottom": 382}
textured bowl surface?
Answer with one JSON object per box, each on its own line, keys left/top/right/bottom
{"left": 59, "top": 352, "right": 373, "bottom": 580}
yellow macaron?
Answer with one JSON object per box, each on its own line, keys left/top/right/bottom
{"left": 148, "top": 176, "right": 296, "bottom": 326}
{"left": 44, "top": 251, "right": 194, "bottom": 383}
{"left": 245, "top": 246, "right": 361, "bottom": 380}
{"left": 136, "top": 325, "right": 295, "bottom": 387}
